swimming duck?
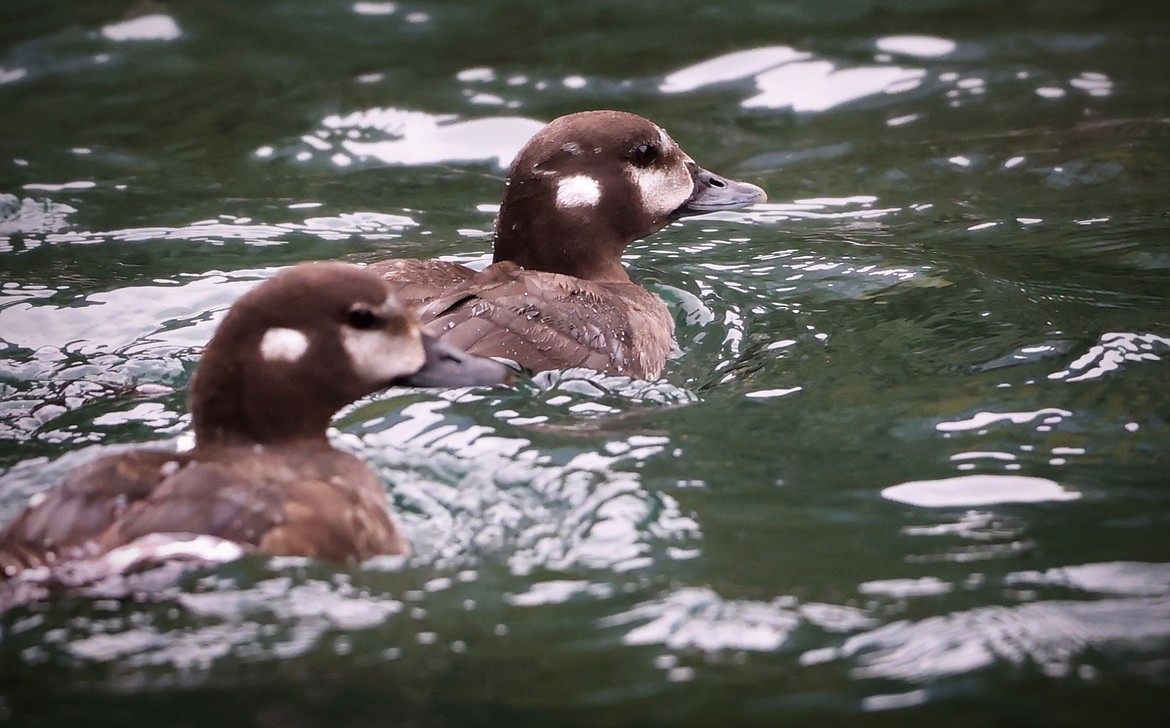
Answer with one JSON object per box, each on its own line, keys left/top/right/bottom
{"left": 0, "top": 262, "right": 511, "bottom": 583}
{"left": 372, "top": 110, "right": 766, "bottom": 380}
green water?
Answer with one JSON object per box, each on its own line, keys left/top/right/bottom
{"left": 2, "top": 1, "right": 1169, "bottom": 725}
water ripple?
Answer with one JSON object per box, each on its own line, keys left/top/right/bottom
{"left": 805, "top": 593, "right": 1170, "bottom": 682}
{"left": 1049, "top": 332, "right": 1170, "bottom": 383}
{"left": 0, "top": 195, "right": 76, "bottom": 248}
{"left": 601, "top": 586, "right": 803, "bottom": 652}
{"left": 342, "top": 382, "right": 702, "bottom": 575}
{"left": 3, "top": 211, "right": 421, "bottom": 252}
{"left": 18, "top": 572, "right": 406, "bottom": 673}
{"left": 0, "top": 270, "right": 263, "bottom": 447}
{"left": 657, "top": 36, "right": 1118, "bottom": 116}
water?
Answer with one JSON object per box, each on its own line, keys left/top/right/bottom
{"left": 2, "top": 0, "right": 1169, "bottom": 725}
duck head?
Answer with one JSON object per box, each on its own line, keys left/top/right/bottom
{"left": 191, "top": 262, "right": 510, "bottom": 447}
{"left": 493, "top": 110, "right": 766, "bottom": 282}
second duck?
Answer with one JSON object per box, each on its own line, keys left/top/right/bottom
{"left": 373, "top": 110, "right": 766, "bottom": 380}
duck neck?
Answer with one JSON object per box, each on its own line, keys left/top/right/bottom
{"left": 493, "top": 186, "right": 634, "bottom": 283}
{"left": 190, "top": 351, "right": 333, "bottom": 450}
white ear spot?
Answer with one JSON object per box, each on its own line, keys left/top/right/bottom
{"left": 259, "top": 327, "right": 309, "bottom": 363}
{"left": 556, "top": 174, "right": 602, "bottom": 209}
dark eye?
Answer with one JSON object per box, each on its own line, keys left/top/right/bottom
{"left": 630, "top": 143, "right": 658, "bottom": 167}
{"left": 347, "top": 305, "right": 382, "bottom": 330}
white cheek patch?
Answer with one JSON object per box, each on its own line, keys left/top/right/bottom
{"left": 629, "top": 164, "right": 692, "bottom": 218}
{"left": 259, "top": 327, "right": 310, "bottom": 363}
{"left": 555, "top": 174, "right": 602, "bottom": 209}
{"left": 342, "top": 326, "right": 426, "bottom": 383}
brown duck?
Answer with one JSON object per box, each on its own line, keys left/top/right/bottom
{"left": 374, "top": 110, "right": 766, "bottom": 380}
{"left": 0, "top": 262, "right": 510, "bottom": 584}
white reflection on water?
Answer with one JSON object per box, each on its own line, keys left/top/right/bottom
{"left": 342, "top": 371, "right": 701, "bottom": 576}
{"left": 4, "top": 210, "right": 419, "bottom": 252}
{"left": 0, "top": 270, "right": 270, "bottom": 441}
{"left": 860, "top": 577, "right": 953, "bottom": 598}
{"left": 0, "top": 196, "right": 76, "bottom": 246}
{"left": 383, "top": 434, "right": 698, "bottom": 575}
{"left": 337, "top": 112, "right": 541, "bottom": 167}
{"left": 745, "top": 62, "right": 928, "bottom": 113}
{"left": 745, "top": 387, "right": 801, "bottom": 400}
{"left": 659, "top": 40, "right": 1113, "bottom": 118}
{"left": 457, "top": 67, "right": 495, "bottom": 83}
{"left": 1007, "top": 561, "right": 1170, "bottom": 597}
{"left": 263, "top": 107, "right": 544, "bottom": 169}
{"left": 352, "top": 2, "right": 398, "bottom": 16}
{"left": 1048, "top": 332, "right": 1170, "bottom": 383}
{"left": 727, "top": 199, "right": 899, "bottom": 223}
{"left": 0, "top": 66, "right": 27, "bottom": 85}
{"left": 91, "top": 403, "right": 175, "bottom": 428}
{"left": 601, "top": 587, "right": 802, "bottom": 652}
{"left": 100, "top": 15, "right": 182, "bottom": 43}
{"left": 59, "top": 576, "right": 404, "bottom": 667}
{"left": 302, "top": 211, "right": 418, "bottom": 236}
{"left": 660, "top": 47, "right": 812, "bottom": 93}
{"left": 506, "top": 579, "right": 614, "bottom": 607}
{"left": 937, "top": 407, "right": 1072, "bottom": 433}
{"left": 875, "top": 36, "right": 957, "bottom": 58}
{"left": 893, "top": 507, "right": 1034, "bottom": 571}
{"left": 902, "top": 511, "right": 1023, "bottom": 541}
{"left": 0, "top": 272, "right": 259, "bottom": 354}
{"left": 862, "top": 689, "right": 929, "bottom": 712}
{"left": 881, "top": 474, "right": 1080, "bottom": 507}
{"left": 1070, "top": 71, "right": 1113, "bottom": 96}
{"left": 949, "top": 450, "right": 1016, "bottom": 463}
{"left": 532, "top": 367, "right": 698, "bottom": 407}
{"left": 660, "top": 45, "right": 929, "bottom": 112}
{"left": 804, "top": 589, "right": 1170, "bottom": 682}
{"left": 22, "top": 180, "right": 95, "bottom": 192}
{"left": 602, "top": 587, "right": 876, "bottom": 653}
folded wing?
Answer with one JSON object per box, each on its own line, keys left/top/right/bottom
{"left": 375, "top": 260, "right": 673, "bottom": 379}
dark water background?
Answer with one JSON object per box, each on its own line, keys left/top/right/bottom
{"left": 2, "top": 0, "right": 1169, "bottom": 725}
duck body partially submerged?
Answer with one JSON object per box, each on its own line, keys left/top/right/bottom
{"left": 374, "top": 110, "right": 767, "bottom": 380}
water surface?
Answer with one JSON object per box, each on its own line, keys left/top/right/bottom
{"left": 2, "top": 1, "right": 1169, "bottom": 725}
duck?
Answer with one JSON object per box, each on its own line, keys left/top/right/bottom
{"left": 0, "top": 262, "right": 511, "bottom": 585}
{"left": 372, "top": 110, "right": 766, "bottom": 380}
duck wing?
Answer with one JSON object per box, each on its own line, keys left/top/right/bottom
{"left": 0, "top": 450, "right": 189, "bottom": 576}
{"left": 99, "top": 447, "right": 406, "bottom": 564}
{"left": 369, "top": 258, "right": 478, "bottom": 309}
{"left": 410, "top": 261, "right": 673, "bottom": 379}
{"left": 1, "top": 447, "right": 405, "bottom": 581}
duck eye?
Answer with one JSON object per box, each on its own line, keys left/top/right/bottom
{"left": 346, "top": 305, "right": 382, "bottom": 331}
{"left": 630, "top": 143, "right": 658, "bottom": 167}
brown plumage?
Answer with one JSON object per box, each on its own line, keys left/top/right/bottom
{"left": 377, "top": 259, "right": 672, "bottom": 379}
{"left": 0, "top": 263, "right": 510, "bottom": 585}
{"left": 371, "top": 110, "right": 766, "bottom": 380}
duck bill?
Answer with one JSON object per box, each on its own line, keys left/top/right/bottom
{"left": 674, "top": 164, "right": 767, "bottom": 217}
{"left": 396, "top": 333, "right": 514, "bottom": 388}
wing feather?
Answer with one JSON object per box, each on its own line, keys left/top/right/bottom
{"left": 0, "top": 450, "right": 187, "bottom": 575}
{"left": 0, "top": 446, "right": 405, "bottom": 579}
{"left": 105, "top": 448, "right": 404, "bottom": 563}
{"left": 378, "top": 260, "right": 673, "bottom": 379}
